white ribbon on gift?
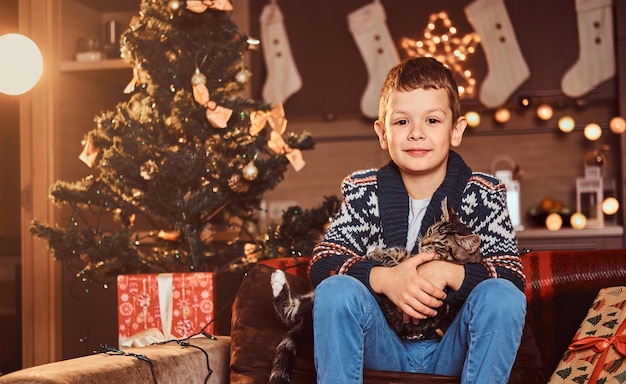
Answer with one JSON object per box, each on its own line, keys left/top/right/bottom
{"left": 157, "top": 273, "right": 174, "bottom": 339}
{"left": 119, "top": 273, "right": 175, "bottom": 348}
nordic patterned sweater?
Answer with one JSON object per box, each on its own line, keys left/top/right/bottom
{"left": 309, "top": 151, "right": 525, "bottom": 337}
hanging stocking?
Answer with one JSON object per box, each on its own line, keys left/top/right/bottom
{"left": 561, "top": 0, "right": 615, "bottom": 98}
{"left": 348, "top": 0, "right": 400, "bottom": 119}
{"left": 464, "top": 0, "right": 530, "bottom": 108}
{"left": 260, "top": 1, "right": 302, "bottom": 104}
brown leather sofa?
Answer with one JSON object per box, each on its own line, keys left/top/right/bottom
{"left": 230, "top": 249, "right": 626, "bottom": 383}
{"left": 1, "top": 249, "right": 625, "bottom": 383}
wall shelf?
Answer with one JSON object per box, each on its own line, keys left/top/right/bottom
{"left": 60, "top": 59, "right": 130, "bottom": 72}
{"left": 517, "top": 226, "right": 624, "bottom": 251}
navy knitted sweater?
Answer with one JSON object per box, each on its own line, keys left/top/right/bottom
{"left": 309, "top": 151, "right": 525, "bottom": 319}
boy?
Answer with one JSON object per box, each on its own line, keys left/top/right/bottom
{"left": 308, "top": 57, "right": 526, "bottom": 383}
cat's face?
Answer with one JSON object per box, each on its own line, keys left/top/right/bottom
{"left": 418, "top": 198, "right": 481, "bottom": 263}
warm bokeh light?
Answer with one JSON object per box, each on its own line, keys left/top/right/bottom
{"left": 0, "top": 33, "right": 43, "bottom": 95}
{"left": 570, "top": 212, "right": 587, "bottom": 230}
{"left": 583, "top": 123, "right": 602, "bottom": 141}
{"left": 494, "top": 107, "right": 510, "bottom": 124}
{"left": 558, "top": 116, "right": 575, "bottom": 133}
{"left": 545, "top": 213, "right": 563, "bottom": 231}
{"left": 602, "top": 197, "right": 619, "bottom": 215}
{"left": 519, "top": 96, "right": 532, "bottom": 108}
{"left": 465, "top": 111, "right": 480, "bottom": 127}
{"left": 610, "top": 116, "right": 626, "bottom": 134}
{"left": 536, "top": 104, "right": 553, "bottom": 121}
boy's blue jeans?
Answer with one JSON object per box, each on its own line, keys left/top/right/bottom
{"left": 313, "top": 275, "right": 526, "bottom": 384}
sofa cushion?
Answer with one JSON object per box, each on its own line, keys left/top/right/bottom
{"left": 229, "top": 262, "right": 543, "bottom": 383}
{"left": 229, "top": 263, "right": 317, "bottom": 384}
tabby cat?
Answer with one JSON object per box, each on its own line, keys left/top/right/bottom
{"left": 267, "top": 197, "right": 481, "bottom": 384}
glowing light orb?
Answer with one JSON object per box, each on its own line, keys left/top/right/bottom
{"left": 465, "top": 111, "right": 480, "bottom": 127}
{"left": 545, "top": 213, "right": 563, "bottom": 231}
{"left": 570, "top": 212, "right": 587, "bottom": 230}
{"left": 536, "top": 104, "right": 553, "bottom": 121}
{"left": 0, "top": 33, "right": 43, "bottom": 95}
{"left": 609, "top": 116, "right": 625, "bottom": 134}
{"left": 602, "top": 197, "right": 619, "bottom": 215}
{"left": 583, "top": 123, "right": 602, "bottom": 141}
{"left": 558, "top": 116, "right": 575, "bottom": 133}
{"left": 494, "top": 108, "right": 510, "bottom": 124}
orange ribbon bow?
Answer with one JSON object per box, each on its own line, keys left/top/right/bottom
{"left": 186, "top": 0, "right": 233, "bottom": 13}
{"left": 249, "top": 102, "right": 287, "bottom": 137}
{"left": 192, "top": 77, "right": 233, "bottom": 129}
{"left": 568, "top": 319, "right": 626, "bottom": 383}
{"left": 249, "top": 103, "right": 305, "bottom": 171}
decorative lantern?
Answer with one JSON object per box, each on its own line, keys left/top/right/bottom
{"left": 576, "top": 165, "right": 603, "bottom": 228}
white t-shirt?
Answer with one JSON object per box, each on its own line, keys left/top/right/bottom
{"left": 406, "top": 197, "right": 431, "bottom": 251}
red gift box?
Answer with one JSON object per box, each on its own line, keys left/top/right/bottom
{"left": 117, "top": 272, "right": 215, "bottom": 348}
{"left": 549, "top": 286, "right": 626, "bottom": 384}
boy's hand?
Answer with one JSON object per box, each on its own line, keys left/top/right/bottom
{"left": 416, "top": 260, "right": 464, "bottom": 292}
{"left": 370, "top": 252, "right": 446, "bottom": 322}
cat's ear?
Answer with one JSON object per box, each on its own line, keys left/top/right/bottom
{"left": 457, "top": 234, "right": 481, "bottom": 254}
{"left": 441, "top": 197, "right": 461, "bottom": 223}
{"left": 440, "top": 197, "right": 450, "bottom": 221}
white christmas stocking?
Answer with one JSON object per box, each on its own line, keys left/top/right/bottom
{"left": 348, "top": 0, "right": 400, "bottom": 119}
{"left": 465, "top": 0, "right": 530, "bottom": 108}
{"left": 561, "top": 0, "right": 615, "bottom": 98}
{"left": 260, "top": 1, "right": 302, "bottom": 104}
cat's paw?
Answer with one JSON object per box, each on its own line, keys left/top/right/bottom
{"left": 271, "top": 270, "right": 287, "bottom": 298}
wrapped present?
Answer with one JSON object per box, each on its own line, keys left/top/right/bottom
{"left": 549, "top": 286, "right": 626, "bottom": 384}
{"left": 117, "top": 272, "right": 215, "bottom": 348}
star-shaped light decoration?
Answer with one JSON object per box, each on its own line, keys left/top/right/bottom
{"left": 400, "top": 11, "right": 480, "bottom": 99}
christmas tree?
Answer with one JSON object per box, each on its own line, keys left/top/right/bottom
{"left": 30, "top": 0, "right": 327, "bottom": 280}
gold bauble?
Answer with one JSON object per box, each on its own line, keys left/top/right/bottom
{"left": 242, "top": 161, "right": 259, "bottom": 181}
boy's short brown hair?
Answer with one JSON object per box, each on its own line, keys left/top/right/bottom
{"left": 378, "top": 57, "right": 462, "bottom": 123}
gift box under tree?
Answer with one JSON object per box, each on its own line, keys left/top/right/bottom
{"left": 117, "top": 272, "right": 215, "bottom": 348}
{"left": 549, "top": 286, "right": 626, "bottom": 383}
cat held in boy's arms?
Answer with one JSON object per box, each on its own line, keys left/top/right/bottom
{"left": 267, "top": 197, "right": 481, "bottom": 384}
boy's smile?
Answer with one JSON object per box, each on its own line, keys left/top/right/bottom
{"left": 374, "top": 87, "right": 466, "bottom": 198}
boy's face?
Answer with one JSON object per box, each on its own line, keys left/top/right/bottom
{"left": 374, "top": 87, "right": 466, "bottom": 186}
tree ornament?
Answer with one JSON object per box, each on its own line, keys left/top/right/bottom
{"left": 249, "top": 102, "right": 286, "bottom": 136}
{"left": 140, "top": 159, "right": 158, "bottom": 180}
{"left": 79, "top": 136, "right": 100, "bottom": 168}
{"left": 242, "top": 160, "right": 258, "bottom": 181}
{"left": 168, "top": 0, "right": 181, "bottom": 11}
{"left": 186, "top": 0, "right": 233, "bottom": 13}
{"left": 191, "top": 67, "right": 206, "bottom": 87}
{"left": 246, "top": 36, "right": 261, "bottom": 51}
{"left": 235, "top": 67, "right": 252, "bottom": 84}
{"left": 191, "top": 67, "right": 233, "bottom": 128}
{"left": 228, "top": 174, "right": 250, "bottom": 193}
